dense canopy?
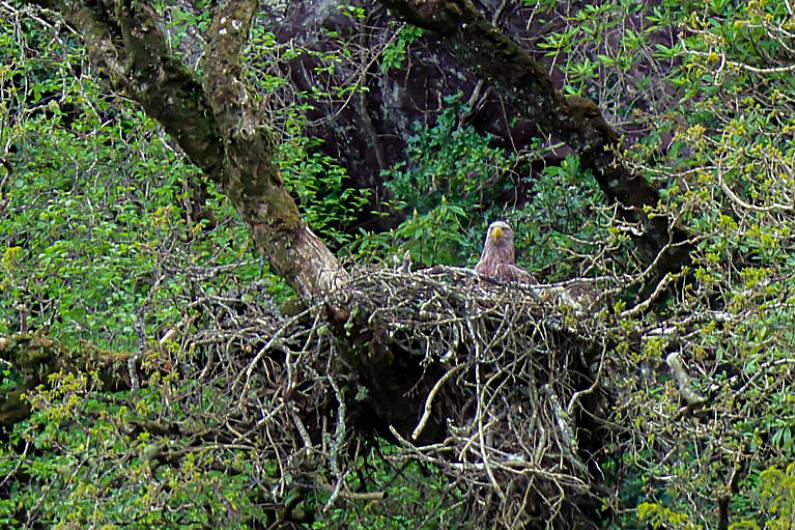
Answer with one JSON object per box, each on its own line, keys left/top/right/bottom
{"left": 1, "top": 0, "right": 795, "bottom": 529}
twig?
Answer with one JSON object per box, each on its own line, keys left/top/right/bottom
{"left": 323, "top": 375, "right": 347, "bottom": 513}
{"left": 412, "top": 363, "right": 465, "bottom": 441}
{"left": 666, "top": 352, "right": 706, "bottom": 406}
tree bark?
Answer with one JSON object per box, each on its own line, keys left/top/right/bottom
{"left": 378, "top": 0, "right": 693, "bottom": 274}
{"left": 35, "top": 0, "right": 347, "bottom": 299}
{"left": 201, "top": 0, "right": 347, "bottom": 297}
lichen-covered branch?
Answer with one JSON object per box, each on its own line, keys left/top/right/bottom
{"left": 54, "top": 0, "right": 227, "bottom": 176}
{"left": 666, "top": 352, "right": 706, "bottom": 407}
{"left": 32, "top": 0, "right": 347, "bottom": 298}
{"left": 0, "top": 333, "right": 132, "bottom": 425}
{"left": 203, "top": 0, "right": 348, "bottom": 297}
{"left": 378, "top": 0, "right": 693, "bottom": 273}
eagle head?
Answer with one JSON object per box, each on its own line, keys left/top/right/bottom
{"left": 484, "top": 221, "right": 515, "bottom": 263}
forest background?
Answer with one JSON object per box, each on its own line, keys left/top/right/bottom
{"left": 1, "top": 0, "right": 795, "bottom": 528}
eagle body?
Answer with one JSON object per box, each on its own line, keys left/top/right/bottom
{"left": 475, "top": 221, "right": 537, "bottom": 284}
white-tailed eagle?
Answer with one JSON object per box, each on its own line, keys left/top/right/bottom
{"left": 475, "top": 221, "right": 537, "bottom": 284}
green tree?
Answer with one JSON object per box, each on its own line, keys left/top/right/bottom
{"left": 2, "top": 1, "right": 795, "bottom": 529}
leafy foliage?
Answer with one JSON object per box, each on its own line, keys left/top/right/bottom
{"left": 349, "top": 97, "right": 608, "bottom": 278}
{"left": 0, "top": 6, "right": 451, "bottom": 528}
{"left": 379, "top": 23, "right": 424, "bottom": 73}
{"left": 3, "top": 0, "right": 795, "bottom": 528}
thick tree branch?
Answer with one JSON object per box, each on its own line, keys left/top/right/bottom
{"left": 379, "top": 0, "right": 692, "bottom": 273}
{"left": 204, "top": 0, "right": 348, "bottom": 297}
{"left": 39, "top": 0, "right": 227, "bottom": 176}
{"left": 33, "top": 0, "right": 347, "bottom": 298}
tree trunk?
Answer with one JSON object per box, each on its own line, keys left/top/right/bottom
{"left": 35, "top": 0, "right": 347, "bottom": 299}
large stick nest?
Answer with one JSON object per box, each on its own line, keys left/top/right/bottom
{"left": 180, "top": 265, "right": 611, "bottom": 528}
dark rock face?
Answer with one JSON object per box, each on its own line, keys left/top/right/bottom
{"left": 268, "top": 1, "right": 677, "bottom": 233}
{"left": 270, "top": 1, "right": 555, "bottom": 230}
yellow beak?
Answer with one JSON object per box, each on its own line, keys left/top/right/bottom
{"left": 492, "top": 226, "right": 502, "bottom": 239}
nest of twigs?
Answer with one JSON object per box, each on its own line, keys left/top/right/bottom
{"left": 179, "top": 265, "right": 610, "bottom": 529}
